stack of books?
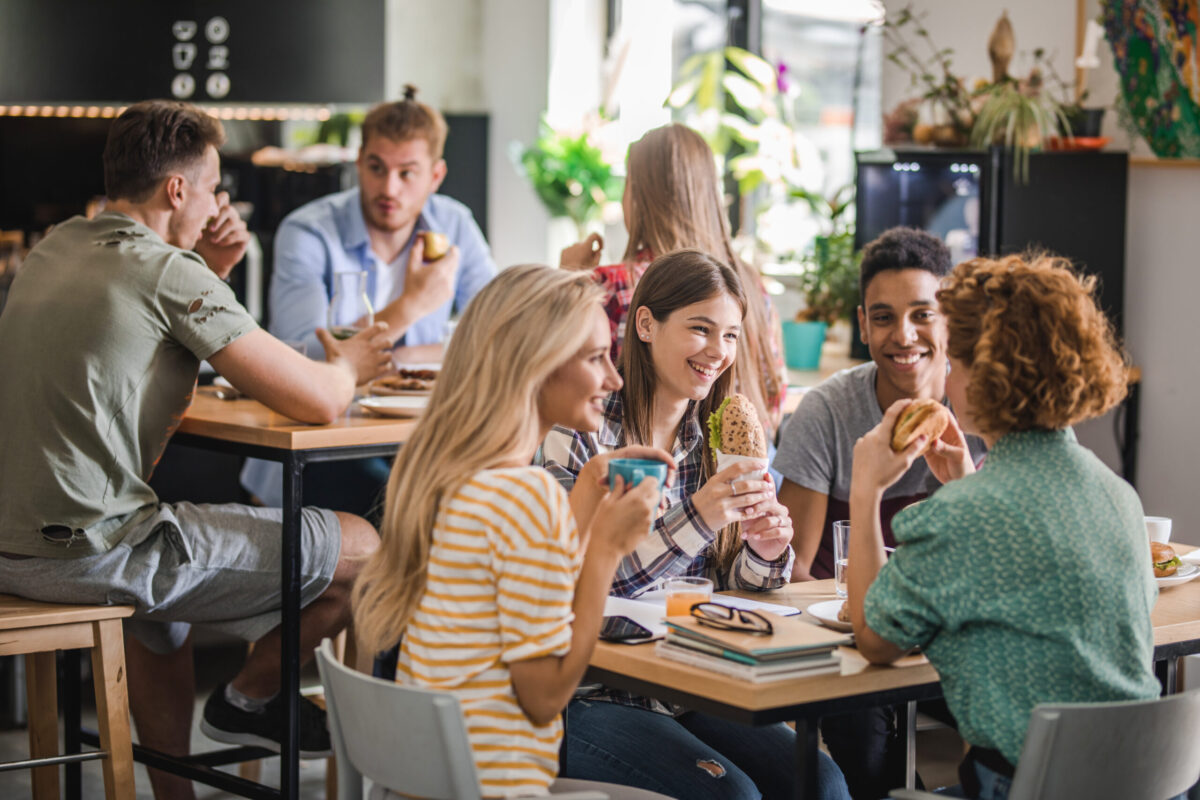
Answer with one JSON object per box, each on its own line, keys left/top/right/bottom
{"left": 658, "top": 610, "right": 851, "bottom": 683}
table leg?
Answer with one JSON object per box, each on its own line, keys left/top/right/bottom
{"left": 280, "top": 452, "right": 304, "bottom": 800}
{"left": 794, "top": 717, "right": 819, "bottom": 800}
{"left": 63, "top": 649, "right": 82, "bottom": 800}
{"left": 901, "top": 700, "right": 917, "bottom": 789}
{"left": 1158, "top": 656, "right": 1179, "bottom": 696}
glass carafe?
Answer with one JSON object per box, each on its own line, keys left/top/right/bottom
{"left": 327, "top": 270, "right": 374, "bottom": 340}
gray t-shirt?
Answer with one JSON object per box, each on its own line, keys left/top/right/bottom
{"left": 772, "top": 362, "right": 986, "bottom": 578}
{"left": 0, "top": 212, "right": 258, "bottom": 557}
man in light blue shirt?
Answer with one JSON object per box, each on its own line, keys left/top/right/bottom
{"left": 244, "top": 88, "right": 496, "bottom": 511}
{"left": 269, "top": 89, "right": 496, "bottom": 354}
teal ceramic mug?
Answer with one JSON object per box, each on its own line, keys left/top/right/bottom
{"left": 607, "top": 458, "right": 668, "bottom": 493}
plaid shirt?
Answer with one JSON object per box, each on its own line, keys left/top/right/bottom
{"left": 537, "top": 391, "right": 794, "bottom": 714}
{"left": 594, "top": 258, "right": 650, "bottom": 365}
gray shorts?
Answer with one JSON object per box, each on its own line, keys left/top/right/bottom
{"left": 0, "top": 501, "right": 341, "bottom": 654}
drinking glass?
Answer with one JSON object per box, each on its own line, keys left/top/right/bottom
{"left": 328, "top": 270, "right": 374, "bottom": 340}
{"left": 665, "top": 576, "right": 712, "bottom": 618}
{"left": 833, "top": 520, "right": 850, "bottom": 598}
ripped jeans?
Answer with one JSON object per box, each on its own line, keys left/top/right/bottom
{"left": 562, "top": 698, "right": 851, "bottom": 800}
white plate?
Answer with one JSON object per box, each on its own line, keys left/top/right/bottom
{"left": 1179, "top": 549, "right": 1200, "bottom": 566}
{"left": 806, "top": 599, "right": 853, "bottom": 632}
{"left": 1157, "top": 563, "right": 1200, "bottom": 588}
{"left": 358, "top": 395, "right": 429, "bottom": 418}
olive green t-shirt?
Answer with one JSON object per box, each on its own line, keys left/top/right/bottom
{"left": 0, "top": 212, "right": 258, "bottom": 557}
{"left": 864, "top": 429, "right": 1160, "bottom": 766}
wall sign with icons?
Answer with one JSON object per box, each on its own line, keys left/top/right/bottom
{"left": 171, "top": 16, "right": 232, "bottom": 100}
{"left": 0, "top": 1, "right": 383, "bottom": 104}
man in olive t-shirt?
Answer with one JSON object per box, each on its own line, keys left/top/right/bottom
{"left": 0, "top": 101, "right": 392, "bottom": 799}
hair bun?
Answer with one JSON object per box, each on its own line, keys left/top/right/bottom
{"left": 402, "top": 84, "right": 418, "bottom": 101}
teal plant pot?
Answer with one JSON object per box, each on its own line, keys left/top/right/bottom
{"left": 783, "top": 320, "right": 827, "bottom": 370}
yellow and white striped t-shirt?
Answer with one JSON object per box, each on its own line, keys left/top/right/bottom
{"left": 398, "top": 466, "right": 582, "bottom": 797}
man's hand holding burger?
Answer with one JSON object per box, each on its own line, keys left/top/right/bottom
{"left": 374, "top": 234, "right": 460, "bottom": 344}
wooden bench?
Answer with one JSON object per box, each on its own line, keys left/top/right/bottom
{"left": 0, "top": 594, "right": 135, "bottom": 799}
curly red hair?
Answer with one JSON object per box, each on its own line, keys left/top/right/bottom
{"left": 936, "top": 254, "right": 1129, "bottom": 436}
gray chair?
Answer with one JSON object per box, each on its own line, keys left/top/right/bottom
{"left": 315, "top": 638, "right": 607, "bottom": 800}
{"left": 890, "top": 690, "right": 1200, "bottom": 800}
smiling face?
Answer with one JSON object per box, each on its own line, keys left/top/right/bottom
{"left": 858, "top": 268, "right": 947, "bottom": 408}
{"left": 537, "top": 305, "right": 623, "bottom": 433}
{"left": 356, "top": 135, "right": 446, "bottom": 235}
{"left": 636, "top": 292, "right": 742, "bottom": 405}
{"left": 166, "top": 145, "right": 220, "bottom": 250}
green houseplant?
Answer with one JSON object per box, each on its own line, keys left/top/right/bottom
{"left": 782, "top": 186, "right": 861, "bottom": 370}
{"left": 515, "top": 118, "right": 623, "bottom": 240}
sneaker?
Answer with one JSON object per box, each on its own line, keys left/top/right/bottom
{"left": 200, "top": 683, "right": 333, "bottom": 758}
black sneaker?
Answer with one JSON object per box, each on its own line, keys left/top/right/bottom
{"left": 200, "top": 684, "right": 333, "bottom": 758}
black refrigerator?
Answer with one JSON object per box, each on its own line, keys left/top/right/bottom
{"left": 855, "top": 147, "right": 1128, "bottom": 335}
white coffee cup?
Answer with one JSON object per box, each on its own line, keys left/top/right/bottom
{"left": 1146, "top": 516, "right": 1173, "bottom": 544}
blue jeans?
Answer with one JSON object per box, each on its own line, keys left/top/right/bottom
{"left": 562, "top": 698, "right": 851, "bottom": 800}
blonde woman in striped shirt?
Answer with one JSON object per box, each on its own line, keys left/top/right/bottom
{"left": 354, "top": 265, "right": 674, "bottom": 799}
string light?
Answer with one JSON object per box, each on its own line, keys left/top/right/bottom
{"left": 0, "top": 104, "right": 336, "bottom": 120}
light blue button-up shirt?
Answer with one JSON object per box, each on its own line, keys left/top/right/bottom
{"left": 242, "top": 187, "right": 495, "bottom": 507}
{"left": 267, "top": 187, "right": 496, "bottom": 355}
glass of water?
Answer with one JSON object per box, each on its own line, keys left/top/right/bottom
{"left": 833, "top": 520, "right": 850, "bottom": 598}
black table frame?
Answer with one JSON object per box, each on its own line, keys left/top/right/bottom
{"left": 65, "top": 432, "right": 401, "bottom": 800}
{"left": 587, "top": 640, "right": 1197, "bottom": 800}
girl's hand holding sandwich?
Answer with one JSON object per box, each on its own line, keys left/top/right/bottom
{"left": 852, "top": 400, "right": 929, "bottom": 494}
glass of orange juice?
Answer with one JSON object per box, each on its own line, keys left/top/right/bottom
{"left": 664, "top": 577, "right": 713, "bottom": 618}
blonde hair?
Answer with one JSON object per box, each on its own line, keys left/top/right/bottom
{"left": 353, "top": 265, "right": 606, "bottom": 655}
{"left": 623, "top": 123, "right": 781, "bottom": 434}
{"left": 620, "top": 249, "right": 747, "bottom": 575}
{"left": 937, "top": 253, "right": 1129, "bottom": 438}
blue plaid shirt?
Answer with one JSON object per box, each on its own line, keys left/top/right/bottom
{"left": 538, "top": 391, "right": 794, "bottom": 714}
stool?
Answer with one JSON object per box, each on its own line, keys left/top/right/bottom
{"left": 0, "top": 594, "right": 135, "bottom": 799}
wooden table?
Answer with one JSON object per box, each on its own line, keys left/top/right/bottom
{"left": 136, "top": 390, "right": 417, "bottom": 800}
{"left": 588, "top": 574, "right": 1200, "bottom": 800}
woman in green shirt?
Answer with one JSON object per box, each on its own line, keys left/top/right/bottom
{"left": 844, "top": 254, "right": 1160, "bottom": 799}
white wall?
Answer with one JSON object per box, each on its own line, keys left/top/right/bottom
{"left": 881, "top": 0, "right": 1200, "bottom": 542}
{"left": 385, "top": 0, "right": 553, "bottom": 268}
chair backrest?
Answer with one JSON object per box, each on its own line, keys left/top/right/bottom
{"left": 315, "top": 638, "right": 482, "bottom": 800}
{"left": 1009, "top": 689, "right": 1200, "bottom": 800}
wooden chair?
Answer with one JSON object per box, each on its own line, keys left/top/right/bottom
{"left": 0, "top": 594, "right": 135, "bottom": 799}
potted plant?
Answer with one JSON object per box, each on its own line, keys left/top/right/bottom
{"left": 782, "top": 186, "right": 861, "bottom": 370}
{"left": 882, "top": 6, "right": 1075, "bottom": 183}
{"left": 514, "top": 118, "right": 624, "bottom": 240}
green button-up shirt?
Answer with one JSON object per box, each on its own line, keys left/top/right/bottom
{"left": 865, "top": 429, "right": 1160, "bottom": 765}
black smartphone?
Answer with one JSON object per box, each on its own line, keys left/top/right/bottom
{"left": 599, "top": 615, "right": 654, "bottom": 643}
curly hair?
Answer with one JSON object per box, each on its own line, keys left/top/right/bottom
{"left": 859, "top": 226, "right": 952, "bottom": 300}
{"left": 937, "top": 254, "right": 1129, "bottom": 436}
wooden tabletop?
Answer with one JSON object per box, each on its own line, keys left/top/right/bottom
{"left": 592, "top": 568, "right": 1200, "bottom": 714}
{"left": 178, "top": 389, "right": 418, "bottom": 451}
{"left": 591, "top": 581, "right": 936, "bottom": 714}
{"left": 1153, "top": 544, "right": 1200, "bottom": 648}
{"left": 177, "top": 343, "right": 444, "bottom": 451}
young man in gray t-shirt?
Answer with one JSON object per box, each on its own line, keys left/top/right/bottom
{"left": 773, "top": 227, "right": 984, "bottom": 800}
{"left": 775, "top": 228, "right": 984, "bottom": 581}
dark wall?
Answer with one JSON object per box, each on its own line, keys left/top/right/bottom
{"left": 0, "top": 0, "right": 384, "bottom": 104}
